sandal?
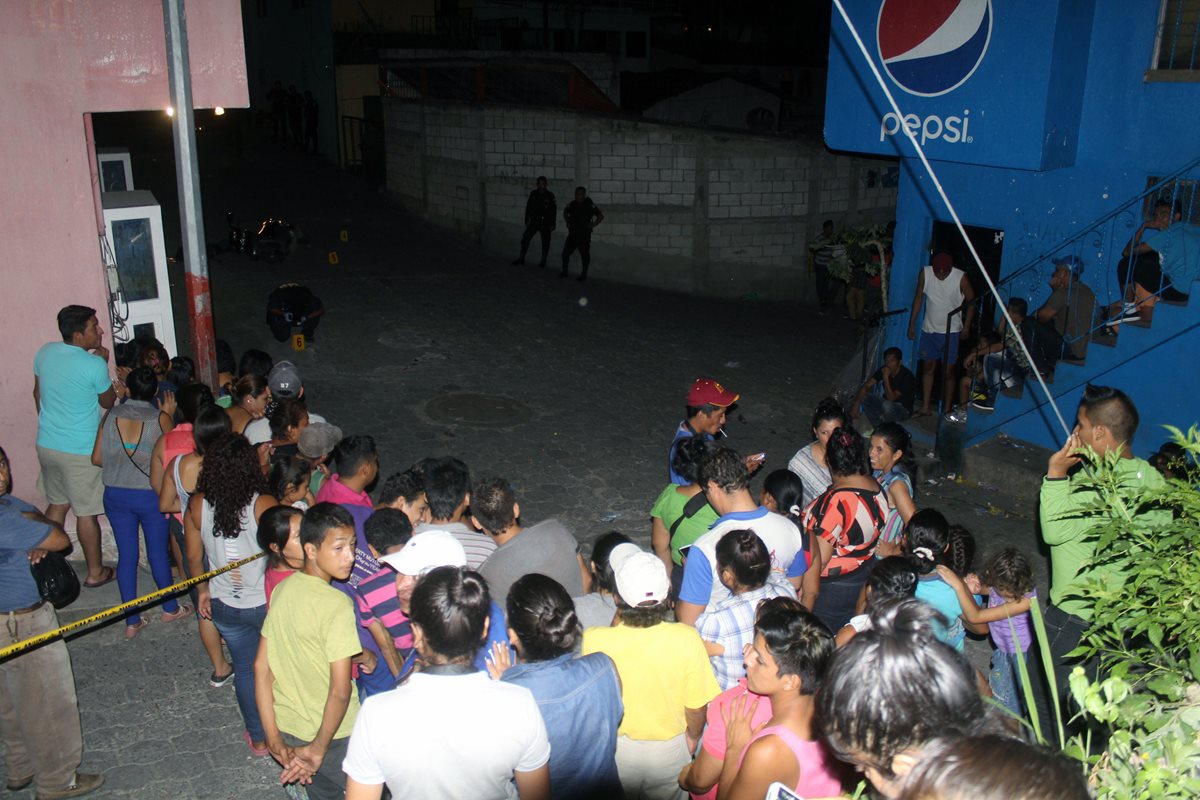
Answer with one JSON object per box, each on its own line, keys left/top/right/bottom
{"left": 84, "top": 565, "right": 117, "bottom": 588}
{"left": 124, "top": 618, "right": 150, "bottom": 640}
{"left": 244, "top": 730, "right": 271, "bottom": 757}
{"left": 161, "top": 604, "right": 193, "bottom": 622}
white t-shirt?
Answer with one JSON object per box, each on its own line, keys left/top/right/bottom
{"left": 244, "top": 410, "right": 326, "bottom": 445}
{"left": 343, "top": 671, "right": 551, "bottom": 799}
{"left": 678, "top": 508, "right": 806, "bottom": 610}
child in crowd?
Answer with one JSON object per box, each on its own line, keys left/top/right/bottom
{"left": 354, "top": 509, "right": 414, "bottom": 675}
{"left": 695, "top": 530, "right": 794, "bottom": 689}
{"left": 297, "top": 422, "right": 342, "bottom": 498}
{"left": 257, "top": 505, "right": 306, "bottom": 606}
{"left": 870, "top": 423, "right": 917, "bottom": 554}
{"left": 895, "top": 735, "right": 1089, "bottom": 800}
{"left": 255, "top": 503, "right": 363, "bottom": 800}
{"left": 716, "top": 601, "right": 846, "bottom": 800}
{"left": 836, "top": 556, "right": 918, "bottom": 647}
{"left": 571, "top": 531, "right": 633, "bottom": 630}
{"left": 759, "top": 470, "right": 822, "bottom": 611}
{"left": 817, "top": 598, "right": 992, "bottom": 799}
{"left": 937, "top": 549, "right": 1036, "bottom": 721}
{"left": 904, "top": 510, "right": 970, "bottom": 651}
{"left": 947, "top": 524, "right": 976, "bottom": 576}
{"left": 268, "top": 454, "right": 315, "bottom": 509}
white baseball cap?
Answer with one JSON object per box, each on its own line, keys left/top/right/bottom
{"left": 609, "top": 543, "right": 670, "bottom": 606}
{"left": 379, "top": 530, "right": 467, "bottom": 576}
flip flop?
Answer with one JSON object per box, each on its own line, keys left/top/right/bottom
{"left": 83, "top": 565, "right": 116, "bottom": 588}
{"left": 911, "top": 409, "right": 934, "bottom": 418}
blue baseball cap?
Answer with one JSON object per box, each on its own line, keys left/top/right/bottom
{"left": 1051, "top": 255, "right": 1084, "bottom": 276}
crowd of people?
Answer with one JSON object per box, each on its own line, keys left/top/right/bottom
{"left": 11, "top": 303, "right": 1178, "bottom": 800}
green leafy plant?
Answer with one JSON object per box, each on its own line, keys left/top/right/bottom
{"left": 816, "top": 224, "right": 890, "bottom": 283}
{"left": 1048, "top": 426, "right": 1200, "bottom": 797}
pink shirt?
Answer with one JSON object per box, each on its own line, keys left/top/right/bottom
{"left": 264, "top": 566, "right": 294, "bottom": 608}
{"left": 735, "top": 725, "right": 846, "bottom": 799}
{"left": 693, "top": 680, "right": 774, "bottom": 800}
{"left": 315, "top": 475, "right": 372, "bottom": 508}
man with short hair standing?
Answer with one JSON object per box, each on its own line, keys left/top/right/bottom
{"left": 560, "top": 186, "right": 604, "bottom": 282}
{"left": 32, "top": 305, "right": 121, "bottom": 587}
{"left": 512, "top": 176, "right": 557, "bottom": 268}
{"left": 907, "top": 252, "right": 976, "bottom": 416}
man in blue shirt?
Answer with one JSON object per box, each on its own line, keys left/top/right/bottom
{"left": 0, "top": 446, "right": 103, "bottom": 798}
{"left": 667, "top": 378, "right": 739, "bottom": 485}
{"left": 32, "top": 305, "right": 119, "bottom": 588}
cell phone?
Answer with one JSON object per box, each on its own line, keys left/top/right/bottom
{"left": 764, "top": 782, "right": 805, "bottom": 800}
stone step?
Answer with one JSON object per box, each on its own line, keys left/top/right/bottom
{"left": 962, "top": 434, "right": 1055, "bottom": 502}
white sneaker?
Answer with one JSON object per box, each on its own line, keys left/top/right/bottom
{"left": 1106, "top": 302, "right": 1141, "bottom": 326}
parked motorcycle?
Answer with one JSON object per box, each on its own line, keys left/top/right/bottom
{"left": 227, "top": 212, "right": 308, "bottom": 262}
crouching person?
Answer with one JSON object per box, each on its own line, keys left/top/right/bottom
{"left": 343, "top": 566, "right": 552, "bottom": 799}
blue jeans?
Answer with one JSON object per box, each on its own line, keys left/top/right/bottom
{"left": 861, "top": 393, "right": 911, "bottom": 427}
{"left": 103, "top": 486, "right": 178, "bottom": 626}
{"left": 990, "top": 648, "right": 1032, "bottom": 721}
{"left": 983, "top": 351, "right": 1023, "bottom": 398}
{"left": 210, "top": 598, "right": 266, "bottom": 741}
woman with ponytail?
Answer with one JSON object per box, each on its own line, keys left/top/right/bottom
{"left": 760, "top": 469, "right": 823, "bottom": 611}
{"left": 903, "top": 509, "right": 970, "bottom": 651}
{"left": 802, "top": 427, "right": 889, "bottom": 632}
{"left": 487, "top": 573, "right": 623, "bottom": 800}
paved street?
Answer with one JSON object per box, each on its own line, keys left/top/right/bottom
{"left": 4, "top": 136, "right": 1046, "bottom": 798}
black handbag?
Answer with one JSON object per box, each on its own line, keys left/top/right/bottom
{"left": 30, "top": 551, "right": 81, "bottom": 609}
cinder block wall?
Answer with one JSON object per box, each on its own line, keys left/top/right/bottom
{"left": 384, "top": 99, "right": 898, "bottom": 300}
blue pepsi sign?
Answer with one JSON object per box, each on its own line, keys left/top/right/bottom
{"left": 825, "top": 0, "right": 1090, "bottom": 171}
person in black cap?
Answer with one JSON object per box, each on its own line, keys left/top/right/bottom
{"left": 511, "top": 176, "right": 557, "bottom": 268}
{"left": 266, "top": 283, "right": 324, "bottom": 343}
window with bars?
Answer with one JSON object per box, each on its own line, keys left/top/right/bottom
{"left": 1151, "top": 0, "right": 1200, "bottom": 76}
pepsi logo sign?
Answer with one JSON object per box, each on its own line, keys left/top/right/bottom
{"left": 877, "top": 0, "right": 992, "bottom": 97}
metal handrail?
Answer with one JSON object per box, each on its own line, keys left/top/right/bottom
{"left": 994, "top": 155, "right": 1200, "bottom": 295}
{"left": 937, "top": 298, "right": 977, "bottom": 414}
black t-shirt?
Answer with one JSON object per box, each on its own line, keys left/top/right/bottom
{"left": 564, "top": 198, "right": 600, "bottom": 234}
{"left": 872, "top": 366, "right": 916, "bottom": 412}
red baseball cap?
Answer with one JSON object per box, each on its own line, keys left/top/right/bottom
{"left": 687, "top": 378, "right": 739, "bottom": 407}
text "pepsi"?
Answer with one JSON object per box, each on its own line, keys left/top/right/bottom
{"left": 880, "top": 110, "right": 972, "bottom": 145}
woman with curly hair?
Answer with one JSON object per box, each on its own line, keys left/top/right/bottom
{"left": 184, "top": 432, "right": 278, "bottom": 756}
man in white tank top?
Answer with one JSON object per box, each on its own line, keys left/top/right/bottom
{"left": 907, "top": 252, "right": 976, "bottom": 416}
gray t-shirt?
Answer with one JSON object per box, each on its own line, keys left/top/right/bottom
{"left": 572, "top": 593, "right": 617, "bottom": 630}
{"left": 479, "top": 520, "right": 583, "bottom": 610}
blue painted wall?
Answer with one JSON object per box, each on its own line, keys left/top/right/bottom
{"left": 826, "top": 0, "right": 1200, "bottom": 457}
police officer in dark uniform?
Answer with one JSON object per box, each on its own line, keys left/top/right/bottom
{"left": 511, "top": 176, "right": 557, "bottom": 268}
{"left": 560, "top": 186, "right": 604, "bottom": 282}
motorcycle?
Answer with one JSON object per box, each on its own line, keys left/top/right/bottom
{"left": 227, "top": 212, "right": 309, "bottom": 263}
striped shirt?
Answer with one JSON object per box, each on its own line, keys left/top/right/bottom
{"left": 413, "top": 521, "right": 497, "bottom": 569}
{"left": 356, "top": 567, "right": 413, "bottom": 657}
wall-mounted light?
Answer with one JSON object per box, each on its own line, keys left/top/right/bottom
{"left": 214, "top": 107, "right": 225, "bottom": 116}
{"left": 165, "top": 106, "right": 175, "bottom": 117}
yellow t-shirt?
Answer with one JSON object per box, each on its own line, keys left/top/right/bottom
{"left": 262, "top": 572, "right": 362, "bottom": 741}
{"left": 582, "top": 621, "right": 720, "bottom": 741}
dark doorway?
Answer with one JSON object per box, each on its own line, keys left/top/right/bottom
{"left": 929, "top": 220, "right": 1004, "bottom": 335}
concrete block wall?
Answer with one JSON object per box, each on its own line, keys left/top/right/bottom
{"left": 383, "top": 99, "right": 898, "bottom": 300}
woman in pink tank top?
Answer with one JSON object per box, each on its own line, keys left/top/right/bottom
{"left": 716, "top": 598, "right": 847, "bottom": 799}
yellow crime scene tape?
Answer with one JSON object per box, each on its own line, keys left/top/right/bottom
{"left": 0, "top": 551, "right": 266, "bottom": 661}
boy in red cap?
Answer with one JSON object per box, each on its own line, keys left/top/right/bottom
{"left": 668, "top": 378, "right": 739, "bottom": 485}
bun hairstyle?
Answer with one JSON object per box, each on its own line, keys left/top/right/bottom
{"left": 506, "top": 574, "right": 583, "bottom": 661}
{"left": 811, "top": 397, "right": 847, "bottom": 436}
{"left": 672, "top": 435, "right": 713, "bottom": 486}
{"left": 826, "top": 427, "right": 871, "bottom": 478}
{"left": 904, "top": 509, "right": 951, "bottom": 575}
{"left": 410, "top": 567, "right": 492, "bottom": 661}
{"left": 866, "top": 556, "right": 918, "bottom": 609}
{"left": 715, "top": 529, "right": 771, "bottom": 590}
{"left": 125, "top": 367, "right": 159, "bottom": 403}
{"left": 817, "top": 598, "right": 987, "bottom": 779}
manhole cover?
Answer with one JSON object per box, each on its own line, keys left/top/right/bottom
{"left": 424, "top": 393, "right": 533, "bottom": 428}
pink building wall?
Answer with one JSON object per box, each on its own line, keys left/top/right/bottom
{"left": 0, "top": 1, "right": 247, "bottom": 512}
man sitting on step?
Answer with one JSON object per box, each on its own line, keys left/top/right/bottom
{"left": 1107, "top": 199, "right": 1199, "bottom": 329}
